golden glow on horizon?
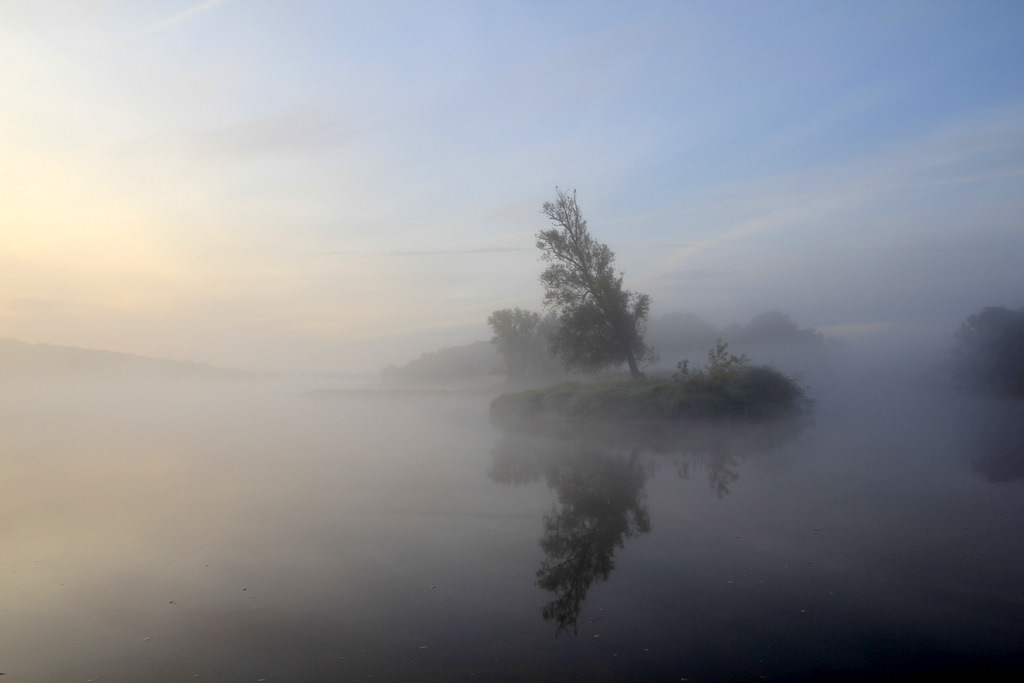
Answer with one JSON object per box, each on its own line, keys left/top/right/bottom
{"left": 4, "top": 2, "right": 1023, "bottom": 372}
{"left": 0, "top": 127, "right": 480, "bottom": 368}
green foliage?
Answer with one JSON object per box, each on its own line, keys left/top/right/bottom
{"left": 675, "top": 338, "right": 749, "bottom": 388}
{"left": 666, "top": 340, "right": 807, "bottom": 418}
{"left": 491, "top": 342, "right": 810, "bottom": 424}
{"left": 487, "top": 308, "right": 561, "bottom": 379}
{"left": 537, "top": 188, "right": 652, "bottom": 379}
{"left": 549, "top": 304, "right": 628, "bottom": 373}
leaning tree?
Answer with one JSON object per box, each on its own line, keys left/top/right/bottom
{"left": 536, "top": 188, "right": 652, "bottom": 379}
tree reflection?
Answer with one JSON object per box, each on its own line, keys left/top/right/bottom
{"left": 536, "top": 448, "right": 649, "bottom": 634}
{"left": 674, "top": 440, "right": 739, "bottom": 497}
{"left": 490, "top": 417, "right": 807, "bottom": 634}
{"left": 966, "top": 401, "right": 1024, "bottom": 482}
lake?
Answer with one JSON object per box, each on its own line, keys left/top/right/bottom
{"left": 2, "top": 362, "right": 1023, "bottom": 681}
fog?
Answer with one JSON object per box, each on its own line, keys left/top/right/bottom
{"left": 3, "top": 3, "right": 1024, "bottom": 373}
{"left": 2, "top": 328, "right": 1023, "bottom": 679}
{"left": 4, "top": 2, "right": 1024, "bottom": 679}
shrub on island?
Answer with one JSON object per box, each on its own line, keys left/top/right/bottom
{"left": 491, "top": 340, "right": 811, "bottom": 424}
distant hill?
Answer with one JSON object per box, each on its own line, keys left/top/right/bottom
{"left": 380, "top": 340, "right": 499, "bottom": 384}
{"left": 0, "top": 338, "right": 248, "bottom": 380}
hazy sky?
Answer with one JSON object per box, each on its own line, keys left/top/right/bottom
{"left": 2, "top": 1, "right": 1023, "bottom": 372}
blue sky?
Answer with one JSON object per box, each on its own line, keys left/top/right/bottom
{"left": 2, "top": 1, "right": 1023, "bottom": 371}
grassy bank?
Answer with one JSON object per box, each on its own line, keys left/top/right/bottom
{"left": 491, "top": 343, "right": 811, "bottom": 424}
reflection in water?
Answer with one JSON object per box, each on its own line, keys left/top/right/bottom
{"left": 490, "top": 417, "right": 808, "bottom": 634}
{"left": 673, "top": 439, "right": 738, "bottom": 497}
{"left": 966, "top": 400, "right": 1024, "bottom": 482}
{"left": 537, "top": 449, "right": 649, "bottom": 635}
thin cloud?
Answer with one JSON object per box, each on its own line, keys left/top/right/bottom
{"left": 143, "top": 0, "right": 235, "bottom": 33}
{"left": 648, "top": 105, "right": 1024, "bottom": 281}
{"left": 323, "top": 247, "right": 533, "bottom": 257}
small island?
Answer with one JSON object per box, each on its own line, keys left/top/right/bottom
{"left": 489, "top": 189, "right": 812, "bottom": 426}
{"left": 491, "top": 339, "right": 811, "bottom": 425}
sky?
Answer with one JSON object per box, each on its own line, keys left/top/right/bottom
{"left": 2, "top": 0, "right": 1023, "bottom": 373}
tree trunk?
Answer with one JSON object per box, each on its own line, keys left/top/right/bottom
{"left": 624, "top": 345, "right": 642, "bottom": 380}
{"left": 610, "top": 317, "right": 643, "bottom": 380}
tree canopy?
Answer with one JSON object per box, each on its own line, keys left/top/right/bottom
{"left": 487, "top": 308, "right": 560, "bottom": 379}
{"left": 952, "top": 305, "right": 1024, "bottom": 398}
{"left": 380, "top": 341, "right": 497, "bottom": 384}
{"left": 537, "top": 188, "right": 652, "bottom": 379}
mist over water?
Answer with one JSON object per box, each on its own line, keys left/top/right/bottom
{"left": 4, "top": 3, "right": 1024, "bottom": 679}
{"left": 2, "top": 338, "right": 1023, "bottom": 681}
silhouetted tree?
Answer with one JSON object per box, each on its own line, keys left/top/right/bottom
{"left": 487, "top": 308, "right": 560, "bottom": 379}
{"left": 488, "top": 417, "right": 809, "bottom": 634}
{"left": 380, "top": 341, "right": 497, "bottom": 383}
{"left": 730, "top": 310, "right": 825, "bottom": 349}
{"left": 535, "top": 449, "right": 649, "bottom": 635}
{"left": 537, "top": 188, "right": 652, "bottom": 379}
{"left": 952, "top": 306, "right": 1024, "bottom": 398}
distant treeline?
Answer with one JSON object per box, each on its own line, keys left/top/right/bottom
{"left": 381, "top": 310, "right": 830, "bottom": 384}
{"left": 380, "top": 340, "right": 499, "bottom": 384}
{"left": 950, "top": 305, "right": 1024, "bottom": 399}
{"left": 645, "top": 310, "right": 828, "bottom": 365}
{"left": 0, "top": 338, "right": 247, "bottom": 380}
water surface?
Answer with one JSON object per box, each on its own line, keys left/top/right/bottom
{"left": 1, "top": 370, "right": 1023, "bottom": 681}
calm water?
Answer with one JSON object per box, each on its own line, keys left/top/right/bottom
{"left": 1, "top": 367, "right": 1023, "bottom": 681}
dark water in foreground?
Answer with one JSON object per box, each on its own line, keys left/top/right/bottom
{"left": 1, "top": 369, "right": 1023, "bottom": 682}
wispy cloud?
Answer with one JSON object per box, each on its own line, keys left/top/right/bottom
{"left": 648, "top": 103, "right": 1024, "bottom": 280}
{"left": 322, "top": 247, "right": 533, "bottom": 258}
{"left": 143, "top": 0, "right": 235, "bottom": 33}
